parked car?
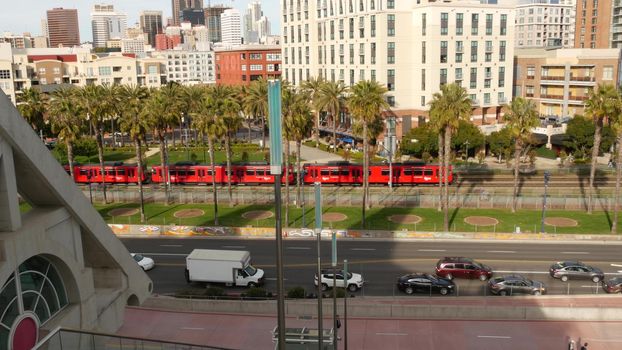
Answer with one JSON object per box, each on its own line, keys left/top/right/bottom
{"left": 131, "top": 253, "right": 155, "bottom": 271}
{"left": 435, "top": 257, "right": 493, "bottom": 281}
{"left": 549, "top": 261, "right": 604, "bottom": 282}
{"left": 488, "top": 275, "right": 546, "bottom": 296}
{"left": 397, "top": 273, "right": 455, "bottom": 295}
{"left": 603, "top": 277, "right": 622, "bottom": 293}
{"left": 314, "top": 269, "right": 364, "bottom": 292}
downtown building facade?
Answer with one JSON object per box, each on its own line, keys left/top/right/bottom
{"left": 514, "top": 0, "right": 575, "bottom": 49}
{"left": 281, "top": 0, "right": 515, "bottom": 136}
{"left": 215, "top": 45, "right": 281, "bottom": 85}
{"left": 91, "top": 4, "right": 128, "bottom": 48}
{"left": 154, "top": 49, "right": 216, "bottom": 85}
{"left": 46, "top": 8, "right": 80, "bottom": 48}
{"left": 205, "top": 5, "right": 232, "bottom": 43}
{"left": 140, "top": 11, "right": 164, "bottom": 47}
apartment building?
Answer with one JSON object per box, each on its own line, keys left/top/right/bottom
{"left": 154, "top": 49, "right": 216, "bottom": 85}
{"left": 515, "top": 0, "right": 575, "bottom": 48}
{"left": 514, "top": 48, "right": 622, "bottom": 120}
{"left": 281, "top": 0, "right": 515, "bottom": 136}
{"left": 215, "top": 45, "right": 281, "bottom": 85}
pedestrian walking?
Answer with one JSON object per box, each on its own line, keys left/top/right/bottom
{"left": 580, "top": 342, "right": 588, "bottom": 350}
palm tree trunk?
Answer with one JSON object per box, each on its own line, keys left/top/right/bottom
{"left": 95, "top": 125, "right": 108, "bottom": 204}
{"left": 171, "top": 126, "right": 176, "bottom": 147}
{"left": 296, "top": 141, "right": 302, "bottom": 208}
{"left": 225, "top": 134, "right": 233, "bottom": 206}
{"left": 158, "top": 132, "right": 169, "bottom": 205}
{"left": 134, "top": 138, "right": 146, "bottom": 223}
{"left": 315, "top": 110, "right": 320, "bottom": 147}
{"left": 588, "top": 121, "right": 603, "bottom": 214}
{"left": 67, "top": 141, "right": 75, "bottom": 180}
{"left": 261, "top": 116, "right": 266, "bottom": 149}
{"left": 443, "top": 127, "right": 452, "bottom": 231}
{"left": 612, "top": 135, "right": 622, "bottom": 233}
{"left": 208, "top": 136, "right": 219, "bottom": 225}
{"left": 438, "top": 133, "right": 444, "bottom": 212}
{"left": 362, "top": 123, "right": 368, "bottom": 227}
{"left": 332, "top": 113, "right": 337, "bottom": 153}
{"left": 512, "top": 139, "right": 521, "bottom": 213}
{"left": 285, "top": 139, "right": 290, "bottom": 226}
{"left": 248, "top": 118, "right": 252, "bottom": 142}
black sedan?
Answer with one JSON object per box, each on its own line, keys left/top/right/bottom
{"left": 397, "top": 273, "right": 455, "bottom": 295}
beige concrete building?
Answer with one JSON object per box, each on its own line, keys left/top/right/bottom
{"left": 515, "top": 0, "right": 575, "bottom": 49}
{"left": 514, "top": 48, "right": 622, "bottom": 120}
{"left": 281, "top": 0, "right": 515, "bottom": 137}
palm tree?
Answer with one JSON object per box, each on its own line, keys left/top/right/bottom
{"left": 609, "top": 90, "right": 622, "bottom": 233}
{"left": 101, "top": 84, "right": 122, "bottom": 148}
{"left": 585, "top": 84, "right": 619, "bottom": 214}
{"left": 48, "top": 88, "right": 84, "bottom": 180}
{"left": 429, "top": 83, "right": 472, "bottom": 231}
{"left": 504, "top": 97, "right": 540, "bottom": 213}
{"left": 118, "top": 85, "right": 150, "bottom": 223}
{"left": 317, "top": 80, "right": 347, "bottom": 152}
{"left": 76, "top": 85, "right": 110, "bottom": 203}
{"left": 17, "top": 87, "right": 47, "bottom": 137}
{"left": 182, "top": 84, "right": 205, "bottom": 145}
{"left": 244, "top": 78, "right": 269, "bottom": 149}
{"left": 286, "top": 91, "right": 314, "bottom": 209}
{"left": 347, "top": 80, "right": 389, "bottom": 227}
{"left": 301, "top": 76, "right": 325, "bottom": 147}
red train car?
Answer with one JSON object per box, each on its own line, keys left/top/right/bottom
{"left": 151, "top": 163, "right": 228, "bottom": 185}
{"left": 303, "top": 162, "right": 363, "bottom": 185}
{"left": 394, "top": 163, "right": 453, "bottom": 185}
{"left": 232, "top": 163, "right": 294, "bottom": 185}
{"left": 64, "top": 162, "right": 147, "bottom": 184}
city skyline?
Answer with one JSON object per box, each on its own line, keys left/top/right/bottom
{"left": 0, "top": 0, "right": 279, "bottom": 42}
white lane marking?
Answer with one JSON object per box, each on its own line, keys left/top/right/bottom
{"left": 487, "top": 251, "right": 516, "bottom": 253}
{"left": 135, "top": 253, "right": 187, "bottom": 257}
{"left": 180, "top": 327, "right": 205, "bottom": 330}
{"left": 222, "top": 245, "right": 246, "bottom": 249}
{"left": 611, "top": 264, "right": 622, "bottom": 267}
{"left": 376, "top": 332, "right": 408, "bottom": 336}
{"left": 580, "top": 285, "right": 602, "bottom": 288}
{"left": 351, "top": 248, "right": 376, "bottom": 251}
{"left": 287, "top": 247, "right": 311, "bottom": 250}
{"left": 160, "top": 244, "right": 183, "bottom": 247}
{"left": 496, "top": 270, "right": 549, "bottom": 275}
{"left": 418, "top": 249, "right": 447, "bottom": 252}
{"left": 265, "top": 277, "right": 288, "bottom": 281}
{"left": 561, "top": 252, "right": 590, "bottom": 255}
{"left": 478, "top": 336, "right": 511, "bottom": 339}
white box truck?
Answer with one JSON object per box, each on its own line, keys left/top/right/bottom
{"left": 185, "top": 249, "right": 265, "bottom": 287}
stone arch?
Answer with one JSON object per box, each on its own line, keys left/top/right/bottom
{"left": 127, "top": 294, "right": 140, "bottom": 307}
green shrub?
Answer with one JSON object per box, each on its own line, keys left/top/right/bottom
{"left": 245, "top": 287, "right": 268, "bottom": 298}
{"left": 536, "top": 146, "right": 557, "bottom": 159}
{"left": 287, "top": 287, "right": 306, "bottom": 299}
{"left": 205, "top": 287, "right": 225, "bottom": 297}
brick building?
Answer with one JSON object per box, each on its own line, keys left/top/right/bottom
{"left": 215, "top": 45, "right": 281, "bottom": 85}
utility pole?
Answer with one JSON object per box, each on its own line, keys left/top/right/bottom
{"left": 315, "top": 182, "right": 323, "bottom": 348}
{"left": 540, "top": 171, "right": 551, "bottom": 233}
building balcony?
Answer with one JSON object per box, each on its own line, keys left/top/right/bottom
{"left": 540, "top": 94, "right": 564, "bottom": 100}
{"left": 541, "top": 75, "right": 565, "bottom": 81}
{"left": 570, "top": 75, "right": 595, "bottom": 82}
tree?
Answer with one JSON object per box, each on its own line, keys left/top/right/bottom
{"left": 452, "top": 120, "right": 485, "bottom": 157}
{"left": 118, "top": 85, "right": 150, "bottom": 223}
{"left": 316, "top": 80, "right": 347, "bottom": 152}
{"left": 429, "top": 83, "right": 472, "bottom": 231}
{"left": 101, "top": 84, "right": 123, "bottom": 147}
{"left": 182, "top": 84, "right": 205, "bottom": 145}
{"left": 563, "top": 116, "right": 614, "bottom": 159}
{"left": 285, "top": 91, "right": 314, "bottom": 210}
{"left": 400, "top": 124, "right": 439, "bottom": 159}
{"left": 17, "top": 87, "right": 47, "bottom": 136}
{"left": 48, "top": 88, "right": 84, "bottom": 181}
{"left": 585, "top": 84, "right": 619, "bottom": 213}
{"left": 301, "top": 76, "right": 325, "bottom": 147}
{"left": 347, "top": 80, "right": 389, "bottom": 227}
{"left": 487, "top": 127, "right": 514, "bottom": 162}
{"left": 504, "top": 97, "right": 540, "bottom": 213}
{"left": 244, "top": 78, "right": 269, "bottom": 149}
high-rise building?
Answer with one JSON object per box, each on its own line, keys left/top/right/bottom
{"left": 172, "top": 0, "right": 204, "bottom": 26}
{"left": 243, "top": 1, "right": 271, "bottom": 44}
{"left": 515, "top": 0, "right": 575, "bottom": 49}
{"left": 257, "top": 16, "right": 271, "bottom": 43}
{"left": 575, "top": 0, "right": 621, "bottom": 48}
{"left": 140, "top": 11, "right": 163, "bottom": 47}
{"left": 91, "top": 4, "right": 127, "bottom": 48}
{"left": 205, "top": 5, "right": 231, "bottom": 43}
{"left": 46, "top": 8, "right": 80, "bottom": 48}
{"left": 282, "top": 0, "right": 515, "bottom": 135}
{"left": 221, "top": 9, "right": 242, "bottom": 46}
{"left": 181, "top": 8, "right": 206, "bottom": 26}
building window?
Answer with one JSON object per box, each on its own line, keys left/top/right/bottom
{"left": 498, "top": 92, "right": 505, "bottom": 103}
{"left": 349, "top": 18, "right": 354, "bottom": 38}
{"left": 421, "top": 69, "right": 426, "bottom": 91}
{"left": 359, "top": 17, "right": 365, "bottom": 38}
{"left": 498, "top": 67, "right": 505, "bottom": 87}
{"left": 371, "top": 15, "right": 376, "bottom": 37}
{"left": 455, "top": 68, "right": 463, "bottom": 81}
{"left": 526, "top": 85, "right": 534, "bottom": 97}
{"left": 388, "top": 42, "right": 395, "bottom": 64}
{"left": 388, "top": 69, "right": 396, "bottom": 91}
{"left": 470, "top": 41, "right": 478, "bottom": 62}
{"left": 527, "top": 66, "right": 535, "bottom": 79}
{"left": 350, "top": 69, "right": 355, "bottom": 86}
{"left": 471, "top": 14, "right": 479, "bottom": 35}
{"left": 486, "top": 14, "right": 493, "bottom": 35}
{"left": 99, "top": 66, "right": 112, "bottom": 76}
{"left": 456, "top": 13, "right": 463, "bottom": 35}
{"left": 350, "top": 44, "right": 355, "bottom": 64}
{"left": 387, "top": 14, "right": 395, "bottom": 36}
{"left": 441, "top": 13, "right": 449, "bottom": 35}
{"left": 440, "top": 68, "right": 448, "bottom": 86}
{"left": 241, "top": 65, "right": 247, "bottom": 71}
{"left": 359, "top": 43, "right": 365, "bottom": 64}
{"left": 422, "top": 13, "right": 426, "bottom": 36}
{"left": 387, "top": 0, "right": 395, "bottom": 9}
{"left": 499, "top": 41, "right": 506, "bottom": 62}
{"left": 421, "top": 96, "right": 426, "bottom": 107}
{"left": 387, "top": 96, "right": 395, "bottom": 107}
{"left": 250, "top": 64, "right": 263, "bottom": 71}
{"left": 0, "top": 70, "right": 10, "bottom": 79}
{"left": 421, "top": 41, "right": 426, "bottom": 63}
{"left": 500, "top": 14, "right": 507, "bottom": 35}
{"left": 470, "top": 67, "right": 477, "bottom": 89}
{"left": 371, "top": 69, "right": 376, "bottom": 81}
{"left": 603, "top": 66, "right": 614, "bottom": 80}
{"left": 371, "top": 43, "right": 376, "bottom": 64}
{"left": 440, "top": 41, "right": 448, "bottom": 63}
{"left": 484, "top": 93, "right": 491, "bottom": 104}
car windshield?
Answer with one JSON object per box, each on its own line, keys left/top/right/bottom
{"left": 244, "top": 265, "right": 257, "bottom": 276}
{"left": 610, "top": 277, "right": 622, "bottom": 284}
{"left": 132, "top": 254, "right": 143, "bottom": 262}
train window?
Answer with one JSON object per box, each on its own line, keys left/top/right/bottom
{"left": 105, "top": 170, "right": 115, "bottom": 175}
{"left": 246, "top": 170, "right": 255, "bottom": 176}
{"left": 206, "top": 170, "right": 213, "bottom": 176}
{"left": 331, "top": 170, "right": 340, "bottom": 176}
{"left": 340, "top": 170, "right": 349, "bottom": 176}
{"left": 403, "top": 168, "right": 413, "bottom": 175}
{"left": 321, "top": 170, "right": 330, "bottom": 176}
{"left": 414, "top": 169, "right": 424, "bottom": 176}
{"left": 381, "top": 170, "right": 390, "bottom": 176}
{"left": 256, "top": 170, "right": 265, "bottom": 176}
{"left": 79, "top": 169, "right": 89, "bottom": 176}
{"left": 424, "top": 169, "right": 433, "bottom": 176}
{"left": 188, "top": 170, "right": 196, "bottom": 176}
{"left": 117, "top": 169, "right": 126, "bottom": 175}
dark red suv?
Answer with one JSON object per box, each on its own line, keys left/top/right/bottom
{"left": 435, "top": 257, "right": 493, "bottom": 281}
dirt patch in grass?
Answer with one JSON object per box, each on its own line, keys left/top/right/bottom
{"left": 174, "top": 209, "right": 205, "bottom": 218}
{"left": 242, "top": 210, "right": 274, "bottom": 220}
{"left": 108, "top": 208, "right": 139, "bottom": 217}
{"left": 388, "top": 214, "right": 422, "bottom": 224}
{"left": 464, "top": 216, "right": 499, "bottom": 226}
{"left": 323, "top": 213, "right": 348, "bottom": 222}
{"left": 544, "top": 217, "right": 579, "bottom": 227}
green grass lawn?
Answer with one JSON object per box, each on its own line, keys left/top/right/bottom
{"left": 146, "top": 149, "right": 269, "bottom": 166}
{"left": 94, "top": 202, "right": 618, "bottom": 234}
{"left": 73, "top": 151, "right": 136, "bottom": 164}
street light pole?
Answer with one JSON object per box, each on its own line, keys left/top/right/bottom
{"left": 331, "top": 231, "right": 337, "bottom": 350}
{"left": 314, "top": 182, "right": 323, "bottom": 348}
{"left": 343, "top": 259, "right": 348, "bottom": 350}
{"left": 386, "top": 117, "right": 396, "bottom": 189}
{"left": 540, "top": 171, "right": 551, "bottom": 233}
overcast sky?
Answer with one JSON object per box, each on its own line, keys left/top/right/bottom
{"left": 0, "top": 0, "right": 280, "bottom": 41}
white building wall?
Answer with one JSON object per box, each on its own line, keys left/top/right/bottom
{"left": 515, "top": 0, "right": 575, "bottom": 48}
{"left": 157, "top": 49, "right": 215, "bottom": 85}
{"left": 221, "top": 9, "right": 242, "bottom": 46}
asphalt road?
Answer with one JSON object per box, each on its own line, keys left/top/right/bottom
{"left": 122, "top": 238, "right": 622, "bottom": 297}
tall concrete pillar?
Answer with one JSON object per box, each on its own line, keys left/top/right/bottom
{"left": 0, "top": 137, "right": 21, "bottom": 231}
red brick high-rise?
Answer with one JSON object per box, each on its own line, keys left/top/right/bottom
{"left": 215, "top": 45, "right": 281, "bottom": 86}
{"left": 46, "top": 8, "right": 80, "bottom": 48}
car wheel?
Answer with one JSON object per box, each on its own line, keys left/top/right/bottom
{"left": 445, "top": 274, "right": 453, "bottom": 280}
{"left": 348, "top": 284, "right": 358, "bottom": 292}
{"left": 560, "top": 275, "right": 569, "bottom": 282}
{"left": 478, "top": 274, "right": 488, "bottom": 281}
{"left": 499, "top": 290, "right": 508, "bottom": 296}
{"left": 439, "top": 288, "right": 448, "bottom": 295}
{"left": 405, "top": 286, "right": 414, "bottom": 295}
{"left": 533, "top": 290, "right": 542, "bottom": 296}
{"left": 321, "top": 283, "right": 328, "bottom": 291}
{"left": 248, "top": 282, "right": 258, "bottom": 288}
{"left": 592, "top": 276, "right": 601, "bottom": 283}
